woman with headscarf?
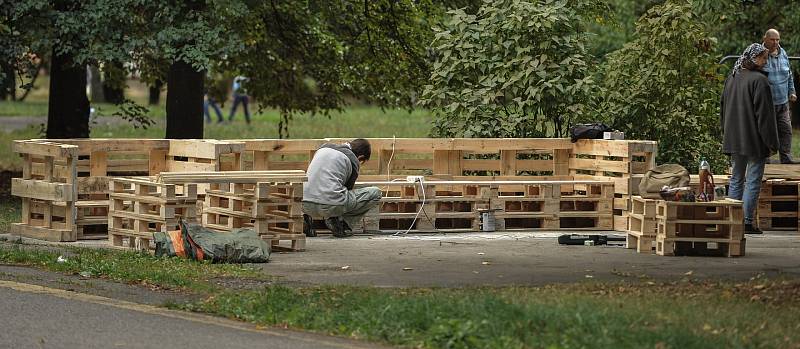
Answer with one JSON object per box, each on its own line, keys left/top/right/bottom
{"left": 720, "top": 43, "right": 780, "bottom": 234}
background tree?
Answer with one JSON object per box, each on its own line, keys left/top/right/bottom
{"left": 223, "top": 0, "right": 445, "bottom": 138}
{"left": 593, "top": 0, "right": 724, "bottom": 172}
{"left": 420, "top": 0, "right": 609, "bottom": 138}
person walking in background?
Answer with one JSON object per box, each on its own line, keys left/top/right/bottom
{"left": 762, "top": 29, "right": 797, "bottom": 164}
{"left": 228, "top": 76, "right": 251, "bottom": 124}
{"left": 721, "top": 43, "right": 780, "bottom": 234}
{"left": 204, "top": 94, "right": 224, "bottom": 124}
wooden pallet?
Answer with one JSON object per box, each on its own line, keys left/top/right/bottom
{"left": 654, "top": 199, "right": 745, "bottom": 257}
{"left": 349, "top": 180, "right": 614, "bottom": 233}
{"left": 10, "top": 141, "right": 79, "bottom": 242}
{"left": 107, "top": 178, "right": 198, "bottom": 250}
{"left": 756, "top": 180, "right": 799, "bottom": 231}
{"left": 201, "top": 179, "right": 305, "bottom": 251}
{"left": 626, "top": 196, "right": 658, "bottom": 253}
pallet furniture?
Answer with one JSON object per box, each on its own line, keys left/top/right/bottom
{"left": 654, "top": 199, "right": 745, "bottom": 257}
{"left": 626, "top": 196, "right": 658, "bottom": 253}
{"left": 10, "top": 141, "right": 79, "bottom": 241}
{"left": 107, "top": 177, "right": 198, "bottom": 250}
{"left": 158, "top": 171, "right": 307, "bottom": 251}
{"left": 10, "top": 139, "right": 246, "bottom": 242}
{"left": 756, "top": 179, "right": 799, "bottom": 231}
{"left": 240, "top": 138, "right": 657, "bottom": 231}
{"left": 341, "top": 180, "right": 614, "bottom": 234}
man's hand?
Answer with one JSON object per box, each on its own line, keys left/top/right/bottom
{"left": 791, "top": 93, "right": 797, "bottom": 102}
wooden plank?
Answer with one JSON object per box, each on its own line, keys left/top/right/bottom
{"left": 568, "top": 158, "right": 630, "bottom": 174}
{"left": 168, "top": 139, "right": 245, "bottom": 159}
{"left": 90, "top": 151, "right": 108, "bottom": 176}
{"left": 13, "top": 141, "right": 78, "bottom": 158}
{"left": 149, "top": 149, "right": 168, "bottom": 175}
{"left": 10, "top": 223, "right": 76, "bottom": 242}
{"left": 166, "top": 160, "right": 216, "bottom": 172}
{"left": 11, "top": 178, "right": 74, "bottom": 201}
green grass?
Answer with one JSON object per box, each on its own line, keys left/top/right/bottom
{"left": 0, "top": 242, "right": 263, "bottom": 293}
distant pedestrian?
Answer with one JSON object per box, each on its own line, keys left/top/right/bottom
{"left": 204, "top": 94, "right": 224, "bottom": 123}
{"left": 721, "top": 43, "right": 780, "bottom": 234}
{"left": 228, "top": 76, "right": 251, "bottom": 124}
{"left": 762, "top": 29, "right": 798, "bottom": 164}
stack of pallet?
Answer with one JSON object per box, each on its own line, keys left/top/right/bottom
{"left": 107, "top": 177, "right": 198, "bottom": 250}
{"left": 567, "top": 140, "right": 658, "bottom": 231}
{"left": 625, "top": 196, "right": 658, "bottom": 253}
{"left": 757, "top": 179, "right": 799, "bottom": 231}
{"left": 10, "top": 141, "right": 79, "bottom": 242}
{"left": 490, "top": 180, "right": 614, "bottom": 231}
{"left": 158, "top": 171, "right": 307, "bottom": 251}
{"left": 654, "top": 199, "right": 745, "bottom": 257}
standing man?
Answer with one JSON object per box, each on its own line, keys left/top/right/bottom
{"left": 763, "top": 29, "right": 797, "bottom": 164}
{"left": 228, "top": 76, "right": 251, "bottom": 124}
{"left": 302, "top": 139, "right": 382, "bottom": 237}
{"left": 721, "top": 43, "right": 780, "bottom": 234}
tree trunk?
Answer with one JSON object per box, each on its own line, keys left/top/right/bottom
{"left": 101, "top": 61, "right": 125, "bottom": 104}
{"left": 166, "top": 60, "right": 204, "bottom": 139}
{"left": 46, "top": 49, "right": 90, "bottom": 139}
{"left": 88, "top": 65, "right": 104, "bottom": 102}
{"left": 1, "top": 61, "right": 14, "bottom": 101}
{"left": 148, "top": 79, "right": 163, "bottom": 105}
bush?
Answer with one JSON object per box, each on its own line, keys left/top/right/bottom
{"left": 421, "top": 0, "right": 608, "bottom": 138}
{"left": 593, "top": 0, "right": 725, "bottom": 172}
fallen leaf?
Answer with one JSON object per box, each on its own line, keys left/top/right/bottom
{"left": 585, "top": 275, "right": 594, "bottom": 278}
{"left": 481, "top": 261, "right": 490, "bottom": 265}
{"left": 753, "top": 284, "right": 766, "bottom": 290}
{"left": 684, "top": 270, "right": 694, "bottom": 276}
{"left": 341, "top": 266, "right": 350, "bottom": 270}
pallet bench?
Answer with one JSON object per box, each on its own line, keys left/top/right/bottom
{"left": 654, "top": 199, "right": 745, "bottom": 257}
{"left": 344, "top": 180, "right": 614, "bottom": 234}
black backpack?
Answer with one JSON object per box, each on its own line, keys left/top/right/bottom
{"left": 569, "top": 123, "right": 612, "bottom": 143}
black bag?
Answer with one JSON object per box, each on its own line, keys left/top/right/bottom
{"left": 569, "top": 123, "right": 612, "bottom": 143}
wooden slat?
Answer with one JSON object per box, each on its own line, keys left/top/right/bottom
{"left": 13, "top": 141, "right": 78, "bottom": 158}
{"left": 11, "top": 178, "right": 74, "bottom": 201}
{"left": 168, "top": 140, "right": 245, "bottom": 158}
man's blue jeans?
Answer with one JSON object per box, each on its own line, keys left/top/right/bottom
{"left": 727, "top": 154, "right": 766, "bottom": 225}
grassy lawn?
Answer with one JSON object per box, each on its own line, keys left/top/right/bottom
{"left": 0, "top": 102, "right": 433, "bottom": 171}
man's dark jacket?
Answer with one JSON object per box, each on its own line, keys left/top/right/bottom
{"left": 720, "top": 69, "right": 780, "bottom": 158}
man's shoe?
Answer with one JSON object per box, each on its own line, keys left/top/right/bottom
{"left": 303, "top": 214, "right": 317, "bottom": 237}
{"left": 744, "top": 224, "right": 763, "bottom": 234}
{"left": 780, "top": 159, "right": 800, "bottom": 164}
{"left": 325, "top": 217, "right": 353, "bottom": 238}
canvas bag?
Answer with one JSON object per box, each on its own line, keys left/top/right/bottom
{"left": 638, "top": 164, "right": 690, "bottom": 199}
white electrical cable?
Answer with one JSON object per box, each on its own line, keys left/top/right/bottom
{"left": 395, "top": 176, "right": 426, "bottom": 236}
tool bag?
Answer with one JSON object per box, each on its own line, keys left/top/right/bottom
{"left": 154, "top": 220, "right": 271, "bottom": 263}
{"left": 569, "top": 123, "right": 613, "bottom": 142}
{"left": 638, "top": 164, "right": 690, "bottom": 199}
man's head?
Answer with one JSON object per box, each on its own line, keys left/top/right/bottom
{"left": 763, "top": 29, "right": 781, "bottom": 52}
{"left": 348, "top": 138, "right": 371, "bottom": 163}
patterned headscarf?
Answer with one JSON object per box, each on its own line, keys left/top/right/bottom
{"left": 732, "top": 43, "right": 767, "bottom": 76}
